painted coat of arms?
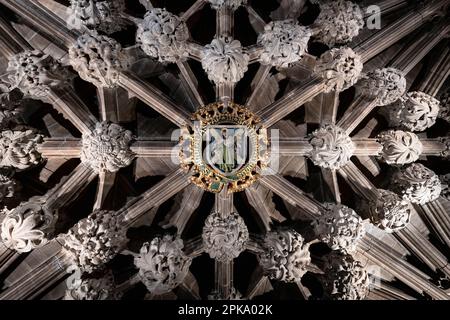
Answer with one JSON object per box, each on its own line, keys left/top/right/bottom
{"left": 204, "top": 125, "right": 248, "bottom": 176}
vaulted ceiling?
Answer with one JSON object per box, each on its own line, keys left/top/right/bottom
{"left": 0, "top": 0, "right": 449, "bottom": 300}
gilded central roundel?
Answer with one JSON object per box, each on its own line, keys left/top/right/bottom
{"left": 179, "top": 102, "right": 269, "bottom": 193}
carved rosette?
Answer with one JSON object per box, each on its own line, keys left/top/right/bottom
{"left": 0, "top": 198, "right": 55, "bottom": 253}
{"left": 0, "top": 167, "right": 16, "bottom": 202}
{"left": 7, "top": 50, "right": 73, "bottom": 99}
{"left": 257, "top": 20, "right": 311, "bottom": 68}
{"left": 391, "top": 163, "right": 441, "bottom": 205}
{"left": 314, "top": 47, "right": 363, "bottom": 92}
{"left": 356, "top": 68, "right": 406, "bottom": 106}
{"left": 202, "top": 211, "right": 249, "bottom": 261}
{"left": 312, "top": 203, "right": 365, "bottom": 252}
{"left": 81, "top": 122, "right": 134, "bottom": 173}
{"left": 377, "top": 130, "right": 423, "bottom": 165}
{"left": 134, "top": 235, "right": 192, "bottom": 295}
{"left": 207, "top": 0, "right": 247, "bottom": 10}
{"left": 314, "top": 0, "right": 364, "bottom": 46}
{"left": 67, "top": 0, "right": 126, "bottom": 34}
{"left": 64, "top": 271, "right": 119, "bottom": 300}
{"left": 321, "top": 252, "right": 369, "bottom": 300}
{"left": 69, "top": 32, "right": 129, "bottom": 88}
{"left": 0, "top": 129, "right": 43, "bottom": 171}
{"left": 440, "top": 174, "right": 450, "bottom": 201}
{"left": 136, "top": 8, "right": 189, "bottom": 63}
{"left": 258, "top": 229, "right": 311, "bottom": 282}
{"left": 439, "top": 89, "right": 450, "bottom": 123}
{"left": 63, "top": 210, "right": 127, "bottom": 273}
{"left": 367, "top": 189, "right": 411, "bottom": 233}
{"left": 309, "top": 124, "right": 355, "bottom": 169}
{"left": 0, "top": 90, "right": 23, "bottom": 129}
{"left": 201, "top": 37, "right": 249, "bottom": 85}
{"left": 385, "top": 91, "right": 441, "bottom": 132}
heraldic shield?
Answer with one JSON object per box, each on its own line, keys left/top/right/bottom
{"left": 204, "top": 125, "right": 250, "bottom": 176}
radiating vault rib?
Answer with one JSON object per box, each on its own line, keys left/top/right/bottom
{"left": 353, "top": 0, "right": 449, "bottom": 63}
{"left": 181, "top": 0, "right": 206, "bottom": 22}
{"left": 245, "top": 266, "right": 273, "bottom": 299}
{"left": 256, "top": 76, "right": 325, "bottom": 128}
{"left": 259, "top": 174, "right": 322, "bottom": 218}
{"left": 320, "top": 168, "right": 341, "bottom": 204}
{"left": 0, "top": 0, "right": 79, "bottom": 48}
{"left": 368, "top": 280, "right": 415, "bottom": 300}
{"left": 93, "top": 171, "right": 116, "bottom": 211}
{"left": 394, "top": 223, "right": 450, "bottom": 279}
{"left": 47, "top": 88, "right": 98, "bottom": 134}
{"left": 358, "top": 234, "right": 448, "bottom": 300}
{"left": 44, "top": 163, "right": 98, "bottom": 211}
{"left": 38, "top": 139, "right": 178, "bottom": 159}
{"left": 130, "top": 140, "right": 178, "bottom": 158}
{"left": 246, "top": 65, "right": 271, "bottom": 108}
{"left": 161, "top": 184, "right": 204, "bottom": 234}
{"left": 215, "top": 190, "right": 234, "bottom": 217}
{"left": 415, "top": 200, "right": 450, "bottom": 249}
{"left": 35, "top": 0, "right": 70, "bottom": 22}
{"left": 245, "top": 5, "right": 266, "bottom": 34}
{"left": 176, "top": 60, "right": 205, "bottom": 108}
{"left": 363, "top": 0, "right": 409, "bottom": 17}
{"left": 245, "top": 182, "right": 286, "bottom": 232}
{"left": 184, "top": 236, "right": 204, "bottom": 258}
{"left": 337, "top": 95, "right": 379, "bottom": 136}
{"left": 37, "top": 138, "right": 82, "bottom": 158}
{"left": 319, "top": 91, "right": 340, "bottom": 125}
{"left": 119, "top": 169, "right": 192, "bottom": 226}
{"left": 97, "top": 87, "right": 120, "bottom": 123}
{"left": 0, "top": 245, "right": 17, "bottom": 274}
{"left": 186, "top": 41, "right": 203, "bottom": 62}
{"left": 213, "top": 260, "right": 234, "bottom": 300}
{"left": 338, "top": 161, "right": 380, "bottom": 202}
{"left": 277, "top": 137, "right": 446, "bottom": 157}
{"left": 0, "top": 15, "right": 32, "bottom": 57}
{"left": 415, "top": 43, "right": 450, "bottom": 96}
{"left": 0, "top": 246, "right": 69, "bottom": 300}
{"left": 118, "top": 71, "right": 191, "bottom": 127}
{"left": 387, "top": 22, "right": 449, "bottom": 74}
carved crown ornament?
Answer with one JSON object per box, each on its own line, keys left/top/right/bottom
{"left": 179, "top": 101, "right": 270, "bottom": 193}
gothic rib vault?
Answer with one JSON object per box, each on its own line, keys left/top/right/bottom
{"left": 0, "top": 0, "right": 449, "bottom": 300}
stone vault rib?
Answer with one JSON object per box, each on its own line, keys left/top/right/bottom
{"left": 255, "top": 1, "right": 447, "bottom": 128}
